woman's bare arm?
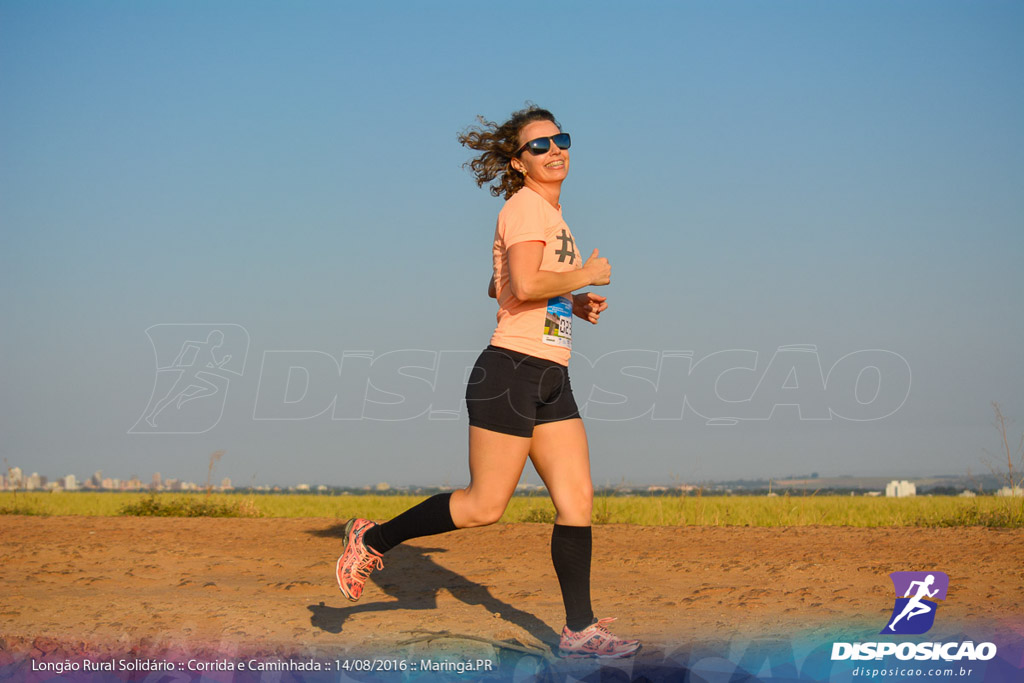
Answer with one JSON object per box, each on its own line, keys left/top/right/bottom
{"left": 507, "top": 241, "right": 610, "bottom": 302}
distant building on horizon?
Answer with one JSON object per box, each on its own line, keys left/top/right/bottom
{"left": 885, "top": 480, "right": 916, "bottom": 498}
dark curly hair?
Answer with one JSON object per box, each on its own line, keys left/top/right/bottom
{"left": 458, "top": 104, "right": 561, "bottom": 199}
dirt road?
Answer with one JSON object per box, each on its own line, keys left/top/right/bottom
{"left": 1, "top": 517, "right": 1021, "bottom": 679}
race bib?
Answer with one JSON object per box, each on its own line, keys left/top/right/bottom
{"left": 542, "top": 296, "right": 572, "bottom": 349}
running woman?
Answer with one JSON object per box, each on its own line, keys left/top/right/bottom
{"left": 335, "top": 105, "right": 639, "bottom": 660}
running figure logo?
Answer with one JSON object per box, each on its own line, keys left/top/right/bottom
{"left": 129, "top": 324, "right": 249, "bottom": 434}
{"left": 881, "top": 571, "right": 949, "bottom": 635}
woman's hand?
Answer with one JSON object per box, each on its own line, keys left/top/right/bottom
{"left": 582, "top": 249, "right": 611, "bottom": 286}
{"left": 573, "top": 292, "right": 608, "bottom": 324}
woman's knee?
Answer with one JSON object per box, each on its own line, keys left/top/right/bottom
{"left": 576, "top": 493, "right": 594, "bottom": 519}
{"left": 461, "top": 503, "right": 505, "bottom": 527}
{"left": 450, "top": 489, "right": 507, "bottom": 527}
{"left": 556, "top": 484, "right": 593, "bottom": 522}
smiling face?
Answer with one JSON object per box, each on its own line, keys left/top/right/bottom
{"left": 510, "top": 119, "right": 569, "bottom": 184}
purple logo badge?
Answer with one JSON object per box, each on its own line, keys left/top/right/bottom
{"left": 881, "top": 571, "right": 949, "bottom": 635}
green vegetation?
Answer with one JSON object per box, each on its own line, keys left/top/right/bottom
{"left": 0, "top": 491, "right": 1021, "bottom": 527}
{"left": 582, "top": 493, "right": 1023, "bottom": 528}
{"left": 0, "top": 498, "right": 48, "bottom": 516}
{"left": 118, "top": 493, "right": 262, "bottom": 518}
{"left": 925, "top": 502, "right": 1023, "bottom": 528}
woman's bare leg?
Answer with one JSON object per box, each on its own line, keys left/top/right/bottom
{"left": 449, "top": 426, "right": 532, "bottom": 528}
{"left": 529, "top": 418, "right": 593, "bottom": 525}
{"left": 528, "top": 417, "right": 638, "bottom": 656}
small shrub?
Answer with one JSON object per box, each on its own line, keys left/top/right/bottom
{"left": 592, "top": 495, "right": 613, "bottom": 525}
{"left": 0, "top": 502, "right": 46, "bottom": 516}
{"left": 520, "top": 507, "right": 555, "bottom": 524}
{"left": 920, "top": 502, "right": 1023, "bottom": 528}
{"left": 118, "top": 494, "right": 262, "bottom": 518}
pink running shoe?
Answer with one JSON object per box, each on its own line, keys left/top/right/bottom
{"left": 558, "top": 617, "right": 641, "bottom": 659}
{"left": 336, "top": 518, "right": 383, "bottom": 601}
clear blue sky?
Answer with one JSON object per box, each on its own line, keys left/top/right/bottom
{"left": 2, "top": 1, "right": 1022, "bottom": 487}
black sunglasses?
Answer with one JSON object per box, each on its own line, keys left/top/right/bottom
{"left": 515, "top": 133, "right": 571, "bottom": 157}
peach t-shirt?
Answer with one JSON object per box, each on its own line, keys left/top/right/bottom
{"left": 490, "top": 186, "right": 582, "bottom": 365}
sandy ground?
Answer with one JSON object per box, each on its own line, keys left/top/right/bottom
{"left": 1, "top": 517, "right": 1022, "bottom": 676}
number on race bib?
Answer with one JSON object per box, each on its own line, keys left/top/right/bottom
{"left": 543, "top": 297, "right": 572, "bottom": 349}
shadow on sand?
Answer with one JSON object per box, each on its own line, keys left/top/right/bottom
{"left": 306, "top": 523, "right": 560, "bottom": 648}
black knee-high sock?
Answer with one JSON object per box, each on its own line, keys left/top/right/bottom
{"left": 362, "top": 493, "right": 457, "bottom": 554}
{"left": 551, "top": 524, "right": 594, "bottom": 632}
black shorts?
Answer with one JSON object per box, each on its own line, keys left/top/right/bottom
{"left": 465, "top": 345, "right": 580, "bottom": 438}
